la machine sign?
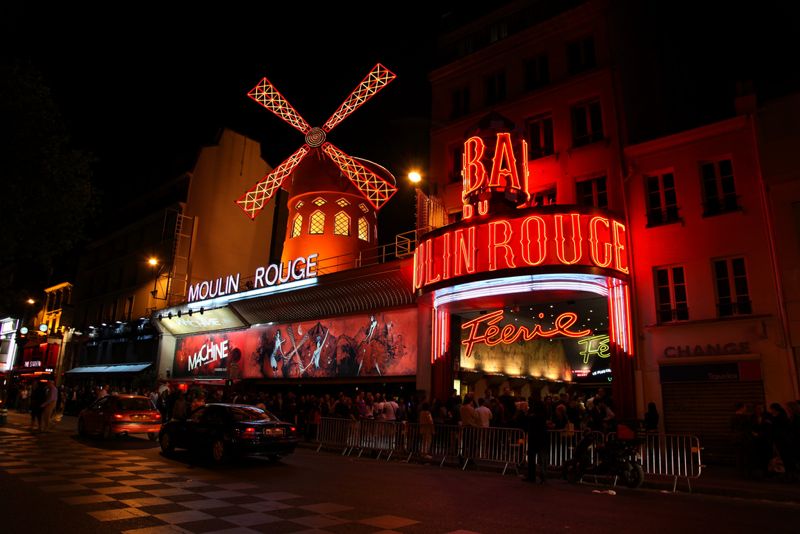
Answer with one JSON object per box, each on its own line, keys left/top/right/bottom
{"left": 188, "top": 254, "right": 318, "bottom": 302}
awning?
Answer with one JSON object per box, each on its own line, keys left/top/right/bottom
{"left": 65, "top": 363, "right": 152, "bottom": 374}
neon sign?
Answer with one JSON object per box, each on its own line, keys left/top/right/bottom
{"left": 414, "top": 212, "right": 629, "bottom": 290}
{"left": 577, "top": 335, "right": 610, "bottom": 364}
{"left": 461, "top": 309, "right": 591, "bottom": 359}
{"left": 188, "top": 254, "right": 318, "bottom": 302}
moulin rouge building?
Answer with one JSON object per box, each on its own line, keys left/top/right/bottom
{"left": 147, "top": 0, "right": 799, "bottom": 465}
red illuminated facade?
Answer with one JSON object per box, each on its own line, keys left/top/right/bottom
{"left": 424, "top": 0, "right": 799, "bottom": 463}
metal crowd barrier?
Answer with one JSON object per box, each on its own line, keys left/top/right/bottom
{"left": 315, "top": 418, "right": 702, "bottom": 489}
{"left": 636, "top": 432, "right": 703, "bottom": 492}
{"left": 315, "top": 417, "right": 354, "bottom": 455}
{"left": 459, "top": 426, "right": 526, "bottom": 474}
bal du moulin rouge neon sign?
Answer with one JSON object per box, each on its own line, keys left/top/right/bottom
{"left": 414, "top": 131, "right": 629, "bottom": 290}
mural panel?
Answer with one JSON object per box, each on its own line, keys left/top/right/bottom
{"left": 173, "top": 308, "right": 417, "bottom": 379}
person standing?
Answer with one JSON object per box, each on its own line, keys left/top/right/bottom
{"left": 29, "top": 381, "right": 46, "bottom": 430}
{"left": 40, "top": 380, "right": 58, "bottom": 431}
{"left": 525, "top": 400, "right": 549, "bottom": 484}
{"left": 644, "top": 402, "right": 660, "bottom": 432}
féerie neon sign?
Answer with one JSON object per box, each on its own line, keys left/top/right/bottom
{"left": 461, "top": 309, "right": 591, "bottom": 359}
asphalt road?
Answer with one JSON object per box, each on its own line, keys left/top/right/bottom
{"left": 0, "top": 415, "right": 797, "bottom": 534}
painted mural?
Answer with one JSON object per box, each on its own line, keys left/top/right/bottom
{"left": 173, "top": 308, "right": 417, "bottom": 379}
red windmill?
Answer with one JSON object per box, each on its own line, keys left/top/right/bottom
{"left": 237, "top": 64, "right": 399, "bottom": 273}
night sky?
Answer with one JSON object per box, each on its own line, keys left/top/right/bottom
{"left": 2, "top": 1, "right": 799, "bottom": 254}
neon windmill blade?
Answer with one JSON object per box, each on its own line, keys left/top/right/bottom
{"left": 236, "top": 63, "right": 398, "bottom": 219}
{"left": 322, "top": 142, "right": 397, "bottom": 210}
{"left": 322, "top": 63, "right": 397, "bottom": 132}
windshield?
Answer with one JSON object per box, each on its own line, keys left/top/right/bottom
{"left": 117, "top": 397, "right": 156, "bottom": 411}
{"left": 228, "top": 406, "right": 279, "bottom": 422}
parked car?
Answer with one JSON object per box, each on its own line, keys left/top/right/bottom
{"left": 78, "top": 394, "right": 162, "bottom": 440}
{"left": 158, "top": 403, "right": 299, "bottom": 463}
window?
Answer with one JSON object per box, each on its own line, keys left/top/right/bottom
{"left": 359, "top": 203, "right": 369, "bottom": 214}
{"left": 336, "top": 198, "right": 350, "bottom": 207}
{"left": 576, "top": 176, "right": 607, "bottom": 209}
{"left": 526, "top": 114, "right": 554, "bottom": 159}
{"left": 714, "top": 258, "right": 752, "bottom": 316}
{"left": 295, "top": 201, "right": 304, "bottom": 209}
{"left": 567, "top": 36, "right": 596, "bottom": 74}
{"left": 701, "top": 159, "right": 738, "bottom": 215}
{"left": 309, "top": 210, "right": 325, "bottom": 234}
{"left": 524, "top": 54, "right": 549, "bottom": 91}
{"left": 531, "top": 188, "right": 556, "bottom": 207}
{"left": 358, "top": 217, "right": 369, "bottom": 242}
{"left": 484, "top": 71, "right": 507, "bottom": 106}
{"left": 646, "top": 173, "right": 680, "bottom": 226}
{"left": 334, "top": 211, "right": 350, "bottom": 236}
{"left": 451, "top": 86, "right": 470, "bottom": 119}
{"left": 655, "top": 266, "right": 689, "bottom": 323}
{"left": 312, "top": 197, "right": 326, "bottom": 206}
{"left": 291, "top": 214, "right": 303, "bottom": 238}
{"left": 489, "top": 21, "right": 508, "bottom": 43}
{"left": 571, "top": 100, "right": 603, "bottom": 147}
{"left": 449, "top": 144, "right": 464, "bottom": 183}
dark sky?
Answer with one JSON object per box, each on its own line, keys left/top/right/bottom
{"left": 3, "top": 1, "right": 799, "bottom": 241}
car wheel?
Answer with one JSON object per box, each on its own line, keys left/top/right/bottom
{"left": 147, "top": 432, "right": 158, "bottom": 441}
{"left": 160, "top": 432, "right": 175, "bottom": 456}
{"left": 210, "top": 438, "right": 228, "bottom": 464}
{"left": 77, "top": 418, "right": 87, "bottom": 437}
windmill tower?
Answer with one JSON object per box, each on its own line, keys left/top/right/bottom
{"left": 236, "top": 64, "right": 398, "bottom": 273}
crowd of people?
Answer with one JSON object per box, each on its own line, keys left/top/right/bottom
{"left": 731, "top": 401, "right": 800, "bottom": 481}
{"left": 8, "top": 379, "right": 799, "bottom": 483}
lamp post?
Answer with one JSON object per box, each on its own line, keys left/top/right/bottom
{"left": 408, "top": 169, "right": 428, "bottom": 237}
{"left": 148, "top": 257, "right": 168, "bottom": 302}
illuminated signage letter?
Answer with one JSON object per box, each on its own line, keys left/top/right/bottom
{"left": 520, "top": 215, "right": 547, "bottom": 266}
{"left": 442, "top": 231, "right": 452, "bottom": 280}
{"left": 554, "top": 213, "right": 583, "bottom": 265}
{"left": 612, "top": 221, "right": 629, "bottom": 274}
{"left": 488, "top": 132, "right": 522, "bottom": 190}
{"left": 488, "top": 220, "right": 515, "bottom": 271}
{"left": 425, "top": 238, "right": 441, "bottom": 284}
{"left": 414, "top": 243, "right": 425, "bottom": 289}
{"left": 454, "top": 227, "right": 476, "bottom": 276}
{"left": 462, "top": 136, "right": 487, "bottom": 199}
{"left": 589, "top": 216, "right": 612, "bottom": 268}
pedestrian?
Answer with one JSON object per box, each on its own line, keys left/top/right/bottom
{"left": 29, "top": 381, "right": 47, "bottom": 431}
{"left": 40, "top": 380, "right": 59, "bottom": 431}
{"left": 524, "top": 399, "right": 549, "bottom": 484}
{"left": 644, "top": 402, "right": 659, "bottom": 432}
{"left": 418, "top": 402, "right": 434, "bottom": 459}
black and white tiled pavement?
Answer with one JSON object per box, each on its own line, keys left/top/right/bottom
{"left": 0, "top": 424, "right": 478, "bottom": 534}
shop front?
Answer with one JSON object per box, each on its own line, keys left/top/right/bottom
{"left": 416, "top": 126, "right": 635, "bottom": 417}
{"left": 154, "top": 260, "right": 419, "bottom": 398}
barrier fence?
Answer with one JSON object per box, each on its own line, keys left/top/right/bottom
{"left": 315, "top": 418, "right": 703, "bottom": 490}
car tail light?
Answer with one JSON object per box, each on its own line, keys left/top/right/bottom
{"left": 238, "top": 427, "right": 258, "bottom": 439}
{"left": 290, "top": 426, "right": 297, "bottom": 434}
{"left": 113, "top": 413, "right": 124, "bottom": 420}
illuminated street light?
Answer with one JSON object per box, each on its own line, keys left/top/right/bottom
{"left": 26, "top": 298, "right": 35, "bottom": 305}
{"left": 148, "top": 257, "right": 159, "bottom": 267}
{"left": 408, "top": 170, "right": 422, "bottom": 184}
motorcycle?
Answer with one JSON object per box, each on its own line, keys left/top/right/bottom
{"left": 563, "top": 428, "right": 645, "bottom": 489}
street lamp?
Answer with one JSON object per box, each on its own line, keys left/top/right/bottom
{"left": 148, "top": 257, "right": 167, "bottom": 301}
{"left": 408, "top": 170, "right": 429, "bottom": 239}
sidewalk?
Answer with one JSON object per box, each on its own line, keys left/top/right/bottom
{"left": 3, "top": 412, "right": 799, "bottom": 503}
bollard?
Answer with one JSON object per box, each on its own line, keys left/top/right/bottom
{"left": 0, "top": 407, "right": 7, "bottom": 426}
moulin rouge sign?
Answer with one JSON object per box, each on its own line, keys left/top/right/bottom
{"left": 414, "top": 131, "right": 629, "bottom": 290}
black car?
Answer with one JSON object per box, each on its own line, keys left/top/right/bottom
{"left": 158, "top": 403, "right": 298, "bottom": 463}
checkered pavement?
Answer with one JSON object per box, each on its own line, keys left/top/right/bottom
{"left": 0, "top": 424, "right": 469, "bottom": 534}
